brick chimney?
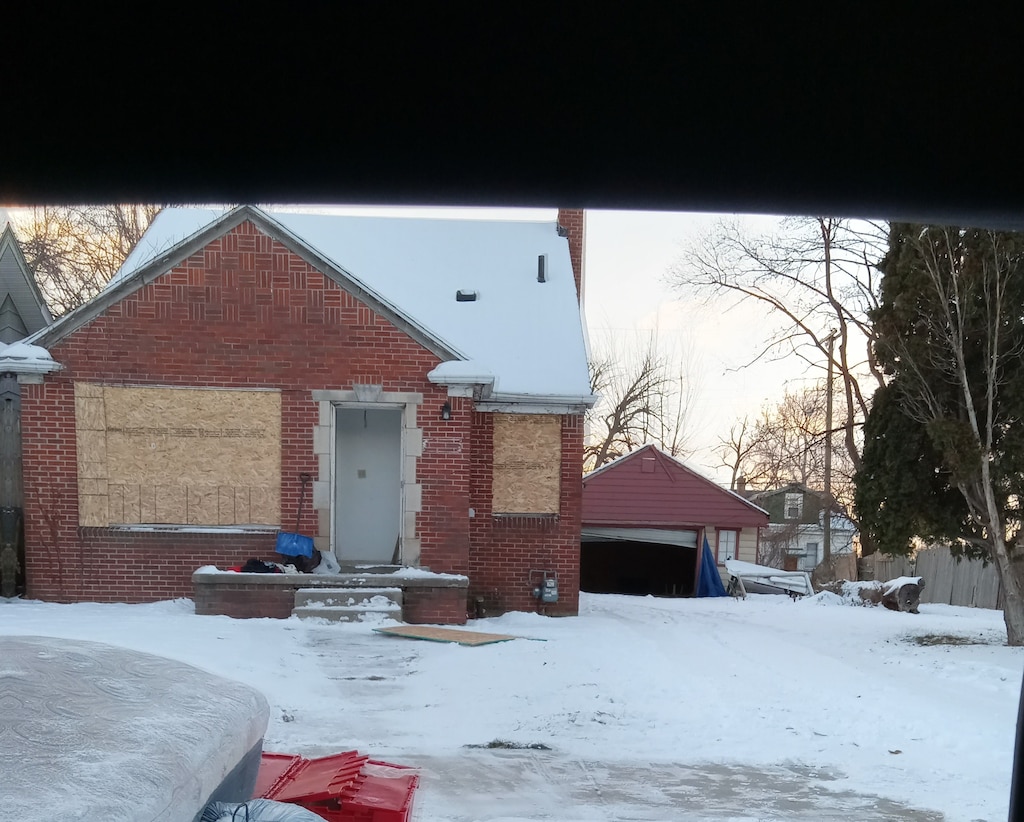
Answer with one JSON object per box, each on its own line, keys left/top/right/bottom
{"left": 556, "top": 208, "right": 585, "bottom": 303}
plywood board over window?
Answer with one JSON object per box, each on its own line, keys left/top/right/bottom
{"left": 492, "top": 414, "right": 561, "bottom": 514}
{"left": 74, "top": 384, "right": 281, "bottom": 527}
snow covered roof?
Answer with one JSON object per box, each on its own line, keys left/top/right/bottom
{"left": 31, "top": 206, "right": 594, "bottom": 404}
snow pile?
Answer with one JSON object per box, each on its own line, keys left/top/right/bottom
{"left": 884, "top": 575, "right": 925, "bottom": 595}
{"left": 379, "top": 566, "right": 469, "bottom": 581}
{"left": 803, "top": 590, "right": 847, "bottom": 606}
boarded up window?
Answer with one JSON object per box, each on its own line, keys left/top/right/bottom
{"left": 74, "top": 383, "right": 281, "bottom": 527}
{"left": 492, "top": 414, "right": 561, "bottom": 514}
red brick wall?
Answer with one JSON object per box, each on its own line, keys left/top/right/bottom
{"left": 20, "top": 219, "right": 585, "bottom": 615}
{"left": 467, "top": 411, "right": 583, "bottom": 616}
{"left": 21, "top": 527, "right": 279, "bottom": 604}
{"left": 401, "top": 586, "right": 467, "bottom": 625}
{"left": 194, "top": 576, "right": 296, "bottom": 619}
{"left": 417, "top": 395, "right": 472, "bottom": 577}
{"left": 194, "top": 577, "right": 468, "bottom": 624}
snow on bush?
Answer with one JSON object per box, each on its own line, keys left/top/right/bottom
{"left": 813, "top": 578, "right": 923, "bottom": 611}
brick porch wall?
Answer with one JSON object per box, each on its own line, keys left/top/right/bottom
{"left": 193, "top": 572, "right": 469, "bottom": 624}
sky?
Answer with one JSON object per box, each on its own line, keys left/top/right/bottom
{"left": 582, "top": 209, "right": 808, "bottom": 481}
{"left": 3, "top": 590, "right": 1019, "bottom": 821}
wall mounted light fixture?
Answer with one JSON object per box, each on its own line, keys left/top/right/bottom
{"left": 440, "top": 401, "right": 452, "bottom": 421}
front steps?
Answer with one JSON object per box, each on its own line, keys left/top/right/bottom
{"left": 293, "top": 586, "right": 403, "bottom": 623}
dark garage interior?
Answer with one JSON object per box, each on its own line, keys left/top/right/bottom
{"left": 580, "top": 539, "right": 697, "bottom": 597}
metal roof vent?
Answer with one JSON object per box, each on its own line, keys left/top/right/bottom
{"left": 537, "top": 254, "right": 548, "bottom": 283}
{"left": 455, "top": 289, "right": 478, "bottom": 302}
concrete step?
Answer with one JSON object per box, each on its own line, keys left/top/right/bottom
{"left": 293, "top": 587, "right": 403, "bottom": 622}
{"left": 294, "top": 587, "right": 403, "bottom": 608}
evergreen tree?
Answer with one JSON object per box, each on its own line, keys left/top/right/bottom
{"left": 856, "top": 223, "right": 1024, "bottom": 643}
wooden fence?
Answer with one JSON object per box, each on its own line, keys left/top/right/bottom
{"left": 860, "top": 546, "right": 1003, "bottom": 610}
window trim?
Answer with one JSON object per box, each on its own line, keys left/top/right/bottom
{"left": 716, "top": 527, "right": 740, "bottom": 563}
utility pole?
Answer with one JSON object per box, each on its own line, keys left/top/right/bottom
{"left": 823, "top": 330, "right": 836, "bottom": 563}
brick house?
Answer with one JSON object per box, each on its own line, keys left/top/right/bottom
{"left": 13, "top": 206, "right": 594, "bottom": 620}
{"left": 581, "top": 445, "right": 768, "bottom": 596}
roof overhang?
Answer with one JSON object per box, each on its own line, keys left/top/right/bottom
{"left": 426, "top": 361, "right": 496, "bottom": 399}
{"left": 475, "top": 392, "right": 597, "bottom": 415}
{"left": 0, "top": 341, "right": 61, "bottom": 382}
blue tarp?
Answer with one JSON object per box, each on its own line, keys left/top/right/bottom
{"left": 696, "top": 534, "right": 728, "bottom": 597}
{"left": 275, "top": 531, "right": 314, "bottom": 557}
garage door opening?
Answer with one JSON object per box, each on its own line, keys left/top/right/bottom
{"left": 581, "top": 537, "right": 698, "bottom": 597}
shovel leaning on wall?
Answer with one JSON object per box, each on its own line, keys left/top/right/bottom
{"left": 275, "top": 473, "right": 315, "bottom": 560}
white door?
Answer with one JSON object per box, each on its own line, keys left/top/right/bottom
{"left": 334, "top": 407, "right": 402, "bottom": 563}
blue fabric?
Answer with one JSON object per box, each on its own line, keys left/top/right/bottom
{"left": 275, "top": 531, "right": 314, "bottom": 557}
{"left": 696, "top": 534, "right": 728, "bottom": 597}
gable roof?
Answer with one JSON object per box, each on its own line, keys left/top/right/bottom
{"left": 28, "top": 206, "right": 594, "bottom": 404}
{"left": 582, "top": 444, "right": 769, "bottom": 528}
{"left": 0, "top": 223, "right": 52, "bottom": 344}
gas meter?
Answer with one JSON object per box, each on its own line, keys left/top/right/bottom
{"left": 530, "top": 570, "right": 559, "bottom": 603}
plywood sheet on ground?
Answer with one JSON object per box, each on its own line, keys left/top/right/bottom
{"left": 373, "top": 626, "right": 520, "bottom": 646}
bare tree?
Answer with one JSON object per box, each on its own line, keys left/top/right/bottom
{"left": 749, "top": 386, "right": 827, "bottom": 487}
{"left": 670, "top": 217, "right": 887, "bottom": 551}
{"left": 723, "top": 382, "right": 858, "bottom": 512}
{"left": 13, "top": 205, "right": 161, "bottom": 316}
{"left": 717, "top": 416, "right": 764, "bottom": 491}
{"left": 584, "top": 331, "right": 695, "bottom": 471}
{"left": 670, "top": 217, "right": 886, "bottom": 476}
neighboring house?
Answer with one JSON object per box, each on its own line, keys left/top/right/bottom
{"left": 1, "top": 221, "right": 54, "bottom": 598}
{"left": 580, "top": 445, "right": 769, "bottom": 596}
{"left": 746, "top": 482, "right": 857, "bottom": 572}
{"left": 0, "top": 222, "right": 52, "bottom": 344}
{"left": 9, "top": 206, "right": 595, "bottom": 617}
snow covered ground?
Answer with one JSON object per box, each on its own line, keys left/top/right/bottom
{"left": 3, "top": 591, "right": 1021, "bottom": 821}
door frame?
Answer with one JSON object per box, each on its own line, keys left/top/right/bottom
{"left": 310, "top": 388, "right": 423, "bottom": 567}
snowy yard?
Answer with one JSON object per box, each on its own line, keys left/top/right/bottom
{"left": 3, "top": 591, "right": 1021, "bottom": 821}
